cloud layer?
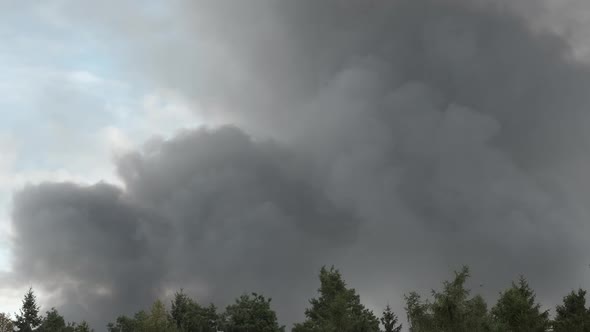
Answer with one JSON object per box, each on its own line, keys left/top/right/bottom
{"left": 8, "top": 0, "right": 590, "bottom": 329}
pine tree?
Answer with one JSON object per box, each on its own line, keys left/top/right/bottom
{"left": 381, "top": 305, "right": 402, "bottom": 332}
{"left": 14, "top": 287, "right": 43, "bottom": 332}
{"left": 293, "top": 266, "right": 380, "bottom": 332}
{"left": 553, "top": 289, "right": 590, "bottom": 332}
{"left": 491, "top": 276, "right": 549, "bottom": 332}
{"left": 405, "top": 266, "right": 493, "bottom": 332}
{"left": 170, "top": 290, "right": 192, "bottom": 330}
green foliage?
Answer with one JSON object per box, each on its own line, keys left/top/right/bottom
{"left": 13, "top": 266, "right": 590, "bottom": 332}
{"left": 39, "top": 307, "right": 68, "bottom": 332}
{"left": 199, "top": 304, "right": 220, "bottom": 331}
{"left": 144, "top": 299, "right": 176, "bottom": 332}
{"left": 170, "top": 290, "right": 192, "bottom": 329}
{"left": 491, "top": 276, "right": 549, "bottom": 332}
{"left": 133, "top": 310, "right": 149, "bottom": 327}
{"left": 36, "top": 307, "right": 89, "bottom": 332}
{"left": 73, "top": 321, "right": 94, "bottom": 332}
{"left": 381, "top": 305, "right": 402, "bottom": 332}
{"left": 405, "top": 292, "right": 433, "bottom": 332}
{"left": 106, "top": 314, "right": 140, "bottom": 332}
{"left": 170, "top": 290, "right": 218, "bottom": 332}
{"left": 0, "top": 312, "right": 13, "bottom": 332}
{"left": 108, "top": 295, "right": 218, "bottom": 332}
{"left": 107, "top": 301, "right": 178, "bottom": 332}
{"left": 293, "top": 266, "right": 380, "bottom": 332}
{"left": 15, "top": 287, "right": 43, "bottom": 332}
{"left": 222, "top": 292, "right": 284, "bottom": 332}
{"left": 553, "top": 289, "right": 590, "bottom": 332}
{"left": 405, "top": 266, "right": 493, "bottom": 332}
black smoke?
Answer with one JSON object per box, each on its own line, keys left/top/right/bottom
{"left": 9, "top": 0, "right": 590, "bottom": 329}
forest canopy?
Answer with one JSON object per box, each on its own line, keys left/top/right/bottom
{"left": 4, "top": 265, "right": 590, "bottom": 332}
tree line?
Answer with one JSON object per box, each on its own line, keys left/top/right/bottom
{"left": 2, "top": 266, "right": 590, "bottom": 331}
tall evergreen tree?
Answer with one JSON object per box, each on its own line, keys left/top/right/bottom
{"left": 170, "top": 290, "right": 192, "bottom": 330}
{"left": 381, "top": 305, "right": 402, "bottom": 332}
{"left": 293, "top": 266, "right": 380, "bottom": 332}
{"left": 553, "top": 289, "right": 590, "bottom": 332}
{"left": 0, "top": 312, "right": 13, "bottom": 332}
{"left": 405, "top": 266, "right": 493, "bottom": 332}
{"left": 14, "top": 287, "right": 43, "bottom": 332}
{"left": 491, "top": 276, "right": 549, "bottom": 332}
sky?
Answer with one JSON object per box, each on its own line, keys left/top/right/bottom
{"left": 3, "top": 0, "right": 590, "bottom": 330}
{"left": 0, "top": 0, "right": 205, "bottom": 315}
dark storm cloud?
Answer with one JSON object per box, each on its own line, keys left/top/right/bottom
{"left": 11, "top": 182, "right": 166, "bottom": 323}
{"left": 9, "top": 0, "right": 590, "bottom": 329}
{"left": 11, "top": 127, "right": 357, "bottom": 327}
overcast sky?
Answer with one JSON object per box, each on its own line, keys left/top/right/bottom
{"left": 3, "top": 0, "right": 590, "bottom": 330}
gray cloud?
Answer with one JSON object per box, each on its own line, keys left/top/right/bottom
{"left": 11, "top": 127, "right": 356, "bottom": 327}
{"left": 11, "top": 182, "right": 164, "bottom": 322}
{"left": 8, "top": 0, "right": 590, "bottom": 329}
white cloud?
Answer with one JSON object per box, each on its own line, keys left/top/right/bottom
{"left": 0, "top": 134, "right": 16, "bottom": 175}
{"left": 106, "top": 89, "right": 209, "bottom": 146}
{"left": 66, "top": 70, "right": 104, "bottom": 85}
{"left": 141, "top": 89, "right": 203, "bottom": 134}
{"left": 100, "top": 126, "right": 134, "bottom": 156}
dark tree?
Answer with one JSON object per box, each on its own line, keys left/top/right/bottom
{"left": 106, "top": 314, "right": 141, "bottom": 332}
{"left": 222, "top": 293, "right": 284, "bottom": 332}
{"left": 170, "top": 290, "right": 218, "bottom": 331}
{"left": 0, "top": 312, "right": 13, "bottom": 332}
{"left": 196, "top": 304, "right": 220, "bottom": 332}
{"left": 405, "top": 292, "right": 432, "bottom": 332}
{"left": 491, "top": 276, "right": 549, "bottom": 332}
{"left": 553, "top": 289, "right": 590, "bottom": 332}
{"left": 170, "top": 290, "right": 192, "bottom": 329}
{"left": 74, "top": 321, "right": 94, "bottom": 332}
{"left": 38, "top": 307, "right": 69, "bottom": 332}
{"left": 14, "top": 287, "right": 43, "bottom": 332}
{"left": 41, "top": 308, "right": 75, "bottom": 332}
{"left": 144, "top": 299, "right": 176, "bottom": 332}
{"left": 405, "top": 266, "right": 493, "bottom": 332}
{"left": 381, "top": 305, "right": 402, "bottom": 332}
{"left": 293, "top": 266, "right": 380, "bottom": 332}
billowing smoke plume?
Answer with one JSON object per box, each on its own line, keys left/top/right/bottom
{"left": 9, "top": 0, "right": 590, "bottom": 329}
{"left": 12, "top": 127, "right": 356, "bottom": 325}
